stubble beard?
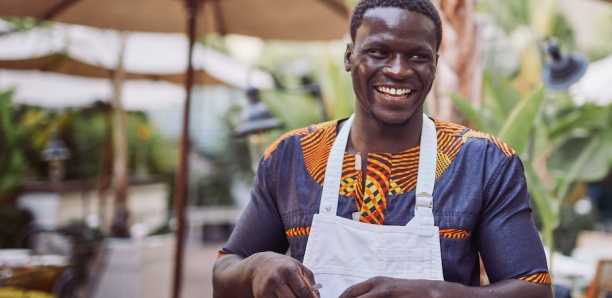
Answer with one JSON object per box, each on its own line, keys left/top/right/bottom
{"left": 368, "top": 109, "right": 412, "bottom": 129}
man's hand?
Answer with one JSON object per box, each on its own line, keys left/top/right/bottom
{"left": 249, "top": 252, "right": 319, "bottom": 298}
{"left": 339, "top": 276, "right": 553, "bottom": 298}
{"left": 213, "top": 252, "right": 320, "bottom": 298}
{"left": 339, "top": 277, "right": 441, "bottom": 298}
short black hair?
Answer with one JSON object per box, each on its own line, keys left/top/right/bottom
{"left": 350, "top": 0, "right": 443, "bottom": 51}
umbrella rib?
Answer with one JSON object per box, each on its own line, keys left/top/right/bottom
{"left": 312, "top": 0, "right": 349, "bottom": 19}
{"left": 40, "top": 54, "right": 69, "bottom": 73}
{"left": 211, "top": 0, "right": 228, "bottom": 35}
{"left": 41, "top": 0, "right": 83, "bottom": 21}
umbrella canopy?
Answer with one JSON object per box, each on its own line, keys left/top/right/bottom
{"left": 0, "top": 23, "right": 275, "bottom": 89}
{"left": 0, "top": 69, "right": 185, "bottom": 110}
{"left": 0, "top": 0, "right": 349, "bottom": 40}
{"left": 570, "top": 54, "right": 612, "bottom": 106}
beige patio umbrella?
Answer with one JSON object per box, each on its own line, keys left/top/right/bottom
{"left": 0, "top": 1, "right": 349, "bottom": 297}
{"left": 0, "top": 0, "right": 349, "bottom": 40}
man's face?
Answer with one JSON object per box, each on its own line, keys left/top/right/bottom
{"left": 345, "top": 7, "right": 438, "bottom": 127}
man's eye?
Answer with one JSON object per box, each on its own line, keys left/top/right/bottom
{"left": 411, "top": 54, "right": 428, "bottom": 60}
{"left": 370, "top": 50, "right": 387, "bottom": 56}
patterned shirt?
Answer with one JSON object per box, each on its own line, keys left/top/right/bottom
{"left": 220, "top": 118, "right": 551, "bottom": 286}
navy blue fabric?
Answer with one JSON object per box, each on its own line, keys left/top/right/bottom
{"left": 222, "top": 120, "right": 549, "bottom": 286}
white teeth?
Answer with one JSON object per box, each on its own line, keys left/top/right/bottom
{"left": 377, "top": 87, "right": 412, "bottom": 96}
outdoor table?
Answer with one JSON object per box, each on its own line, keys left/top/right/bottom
{"left": 0, "top": 250, "right": 68, "bottom": 297}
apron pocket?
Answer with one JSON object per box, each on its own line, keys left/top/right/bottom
{"left": 377, "top": 249, "right": 431, "bottom": 278}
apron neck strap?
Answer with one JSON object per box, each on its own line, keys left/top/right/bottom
{"left": 409, "top": 115, "right": 437, "bottom": 228}
{"left": 415, "top": 115, "right": 437, "bottom": 205}
{"left": 319, "top": 114, "right": 354, "bottom": 215}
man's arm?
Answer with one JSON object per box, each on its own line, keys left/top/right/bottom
{"left": 213, "top": 252, "right": 319, "bottom": 298}
{"left": 338, "top": 277, "right": 552, "bottom": 298}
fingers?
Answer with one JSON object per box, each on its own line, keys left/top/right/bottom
{"left": 286, "top": 266, "right": 319, "bottom": 298}
{"left": 274, "top": 285, "right": 300, "bottom": 298}
{"left": 301, "top": 266, "right": 316, "bottom": 287}
{"left": 339, "top": 278, "right": 376, "bottom": 298}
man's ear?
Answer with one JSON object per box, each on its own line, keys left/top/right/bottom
{"left": 344, "top": 42, "right": 353, "bottom": 72}
{"left": 435, "top": 54, "right": 439, "bottom": 67}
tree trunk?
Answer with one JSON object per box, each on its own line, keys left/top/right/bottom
{"left": 429, "top": 0, "right": 483, "bottom": 124}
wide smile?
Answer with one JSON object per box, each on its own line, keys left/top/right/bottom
{"left": 374, "top": 86, "right": 413, "bottom": 101}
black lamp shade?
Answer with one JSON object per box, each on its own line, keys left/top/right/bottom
{"left": 42, "top": 133, "right": 71, "bottom": 161}
{"left": 234, "top": 88, "right": 283, "bottom": 137}
{"left": 542, "top": 39, "right": 589, "bottom": 90}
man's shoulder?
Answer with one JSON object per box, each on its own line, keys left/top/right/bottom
{"left": 263, "top": 119, "right": 339, "bottom": 160}
{"left": 433, "top": 118, "right": 516, "bottom": 158}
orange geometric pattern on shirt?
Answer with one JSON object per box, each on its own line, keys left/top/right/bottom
{"left": 517, "top": 272, "right": 552, "bottom": 284}
{"left": 460, "top": 130, "right": 515, "bottom": 157}
{"left": 286, "top": 226, "right": 311, "bottom": 237}
{"left": 439, "top": 229, "right": 471, "bottom": 239}
{"left": 301, "top": 122, "right": 337, "bottom": 185}
{"left": 264, "top": 127, "right": 310, "bottom": 160}
{"left": 358, "top": 154, "right": 392, "bottom": 224}
{"left": 339, "top": 153, "right": 359, "bottom": 196}
{"left": 265, "top": 119, "right": 337, "bottom": 161}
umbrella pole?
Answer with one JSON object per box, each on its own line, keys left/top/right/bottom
{"left": 110, "top": 33, "right": 130, "bottom": 238}
{"left": 173, "top": 1, "right": 199, "bottom": 297}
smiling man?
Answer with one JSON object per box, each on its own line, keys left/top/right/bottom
{"left": 213, "top": 1, "right": 552, "bottom": 297}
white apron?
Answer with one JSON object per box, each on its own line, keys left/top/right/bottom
{"left": 302, "top": 114, "right": 444, "bottom": 298}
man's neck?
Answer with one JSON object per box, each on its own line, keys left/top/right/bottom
{"left": 345, "top": 111, "right": 423, "bottom": 156}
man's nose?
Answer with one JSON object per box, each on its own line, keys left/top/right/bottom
{"left": 382, "top": 56, "right": 411, "bottom": 80}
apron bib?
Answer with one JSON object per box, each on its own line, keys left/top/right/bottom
{"left": 302, "top": 114, "right": 444, "bottom": 298}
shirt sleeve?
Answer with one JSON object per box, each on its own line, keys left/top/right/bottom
{"left": 219, "top": 158, "right": 289, "bottom": 258}
{"left": 476, "top": 155, "right": 550, "bottom": 284}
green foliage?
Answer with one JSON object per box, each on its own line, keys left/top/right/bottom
{"left": 255, "top": 41, "right": 354, "bottom": 127}
{"left": 1, "top": 98, "right": 176, "bottom": 189}
{"left": 66, "top": 108, "right": 175, "bottom": 179}
{"left": 0, "top": 91, "right": 44, "bottom": 201}
{"left": 125, "top": 112, "right": 176, "bottom": 176}
{"left": 199, "top": 34, "right": 230, "bottom": 54}
{"left": 550, "top": 12, "right": 576, "bottom": 50}
{"left": 0, "top": 17, "right": 47, "bottom": 32}
{"left": 477, "top": 0, "right": 532, "bottom": 34}
{"left": 318, "top": 47, "right": 355, "bottom": 120}
{"left": 497, "top": 84, "right": 544, "bottom": 154}
{"left": 545, "top": 103, "right": 612, "bottom": 200}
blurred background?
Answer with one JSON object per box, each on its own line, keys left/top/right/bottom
{"left": 0, "top": 0, "right": 611, "bottom": 297}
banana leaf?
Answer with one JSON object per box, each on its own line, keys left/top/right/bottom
{"left": 547, "top": 104, "right": 612, "bottom": 143}
{"left": 449, "top": 93, "right": 490, "bottom": 132}
{"left": 548, "top": 129, "right": 612, "bottom": 186}
{"left": 523, "top": 162, "right": 559, "bottom": 230}
{"left": 497, "top": 83, "right": 544, "bottom": 155}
